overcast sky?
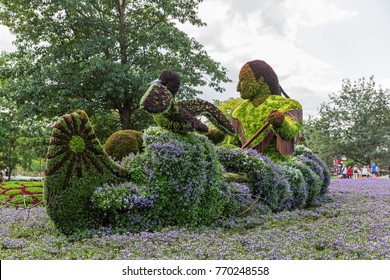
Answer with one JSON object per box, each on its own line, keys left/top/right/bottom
{"left": 1, "top": 0, "right": 390, "bottom": 118}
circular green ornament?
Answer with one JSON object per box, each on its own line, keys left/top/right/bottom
{"left": 69, "top": 135, "right": 85, "bottom": 153}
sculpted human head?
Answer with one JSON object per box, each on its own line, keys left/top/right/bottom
{"left": 237, "top": 60, "right": 281, "bottom": 105}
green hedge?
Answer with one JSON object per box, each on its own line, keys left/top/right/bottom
{"left": 44, "top": 110, "right": 129, "bottom": 234}
{"left": 93, "top": 127, "right": 226, "bottom": 231}
{"left": 104, "top": 130, "right": 143, "bottom": 161}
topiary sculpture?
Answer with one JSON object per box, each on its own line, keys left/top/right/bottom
{"left": 93, "top": 126, "right": 227, "bottom": 231}
{"left": 231, "top": 60, "right": 302, "bottom": 161}
{"left": 140, "top": 70, "right": 235, "bottom": 135}
{"left": 44, "top": 110, "right": 129, "bottom": 234}
{"left": 104, "top": 130, "right": 143, "bottom": 161}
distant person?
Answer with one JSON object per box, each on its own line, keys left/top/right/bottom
{"left": 376, "top": 165, "right": 381, "bottom": 177}
{"left": 353, "top": 166, "right": 359, "bottom": 179}
{"left": 371, "top": 162, "right": 377, "bottom": 177}
{"left": 388, "top": 164, "right": 390, "bottom": 178}
{"left": 347, "top": 166, "right": 353, "bottom": 179}
{"left": 362, "top": 166, "right": 368, "bottom": 177}
{"left": 341, "top": 165, "right": 347, "bottom": 179}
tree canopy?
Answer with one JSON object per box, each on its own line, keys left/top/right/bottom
{"left": 0, "top": 95, "right": 49, "bottom": 179}
{"left": 303, "top": 76, "right": 390, "bottom": 167}
{"left": 0, "top": 0, "right": 231, "bottom": 129}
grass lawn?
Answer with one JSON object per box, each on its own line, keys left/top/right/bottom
{"left": 0, "top": 178, "right": 389, "bottom": 260}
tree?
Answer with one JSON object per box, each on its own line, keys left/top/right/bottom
{"left": 303, "top": 76, "right": 390, "bottom": 167}
{"left": 0, "top": 0, "right": 230, "bottom": 129}
{"left": 0, "top": 95, "right": 49, "bottom": 179}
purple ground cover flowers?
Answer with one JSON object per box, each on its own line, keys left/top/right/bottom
{"left": 0, "top": 178, "right": 389, "bottom": 260}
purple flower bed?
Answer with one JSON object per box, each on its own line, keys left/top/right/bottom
{"left": 0, "top": 178, "right": 389, "bottom": 259}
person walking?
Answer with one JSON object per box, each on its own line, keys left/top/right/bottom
{"left": 353, "top": 166, "right": 359, "bottom": 179}
{"left": 362, "top": 166, "right": 368, "bottom": 177}
{"left": 341, "top": 165, "right": 347, "bottom": 179}
{"left": 388, "top": 164, "right": 390, "bottom": 178}
{"left": 347, "top": 166, "right": 353, "bottom": 179}
{"left": 371, "top": 162, "right": 377, "bottom": 177}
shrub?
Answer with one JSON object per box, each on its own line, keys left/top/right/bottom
{"left": 205, "top": 127, "right": 226, "bottom": 145}
{"left": 216, "top": 147, "right": 291, "bottom": 212}
{"left": 99, "top": 127, "right": 227, "bottom": 231}
{"left": 44, "top": 110, "right": 129, "bottom": 235}
{"left": 104, "top": 130, "right": 143, "bottom": 161}
{"left": 293, "top": 145, "right": 330, "bottom": 196}
{"left": 222, "top": 182, "right": 255, "bottom": 217}
{"left": 280, "top": 164, "right": 308, "bottom": 209}
{"left": 287, "top": 158, "right": 321, "bottom": 207}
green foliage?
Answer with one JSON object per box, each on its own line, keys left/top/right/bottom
{"left": 279, "top": 164, "right": 308, "bottom": 209}
{"left": 218, "top": 98, "right": 244, "bottom": 120}
{"left": 286, "top": 159, "right": 321, "bottom": 207}
{"left": 0, "top": 96, "right": 48, "bottom": 178}
{"left": 233, "top": 95, "right": 302, "bottom": 147}
{"left": 1, "top": 182, "right": 23, "bottom": 189}
{"left": 205, "top": 127, "right": 226, "bottom": 144}
{"left": 222, "top": 182, "right": 255, "bottom": 217}
{"left": 44, "top": 110, "right": 129, "bottom": 234}
{"left": 108, "top": 127, "right": 227, "bottom": 230}
{"left": 237, "top": 60, "right": 281, "bottom": 97}
{"left": 293, "top": 145, "right": 331, "bottom": 196}
{"left": 89, "top": 110, "right": 123, "bottom": 144}
{"left": 25, "top": 187, "right": 42, "bottom": 194}
{"left": 141, "top": 71, "right": 234, "bottom": 135}
{"left": 11, "top": 195, "right": 33, "bottom": 204}
{"left": 303, "top": 76, "right": 390, "bottom": 166}
{"left": 104, "top": 130, "right": 143, "bottom": 161}
{"left": 178, "top": 99, "right": 235, "bottom": 135}
{"left": 91, "top": 182, "right": 139, "bottom": 212}
{"left": 0, "top": 0, "right": 231, "bottom": 130}
{"left": 68, "top": 136, "right": 86, "bottom": 154}
{"left": 216, "top": 147, "right": 293, "bottom": 212}
{"left": 4, "top": 189, "right": 22, "bottom": 195}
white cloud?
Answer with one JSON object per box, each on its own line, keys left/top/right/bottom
{"left": 178, "top": 0, "right": 358, "bottom": 118}
{"left": 378, "top": 78, "right": 390, "bottom": 90}
{"left": 284, "top": 0, "right": 358, "bottom": 39}
{"left": 0, "top": 25, "right": 15, "bottom": 52}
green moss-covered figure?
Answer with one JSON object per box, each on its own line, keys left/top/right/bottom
{"left": 140, "top": 70, "right": 235, "bottom": 135}
{"left": 104, "top": 130, "right": 143, "bottom": 161}
{"left": 231, "top": 60, "right": 303, "bottom": 161}
{"left": 94, "top": 126, "right": 226, "bottom": 231}
{"left": 44, "top": 110, "right": 129, "bottom": 234}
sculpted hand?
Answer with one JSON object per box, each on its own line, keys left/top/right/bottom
{"left": 268, "top": 110, "right": 285, "bottom": 127}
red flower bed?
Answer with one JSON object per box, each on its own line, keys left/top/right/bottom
{"left": 0, "top": 182, "right": 43, "bottom": 206}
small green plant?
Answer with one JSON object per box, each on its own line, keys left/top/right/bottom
{"left": 10, "top": 195, "right": 33, "bottom": 204}
{"left": 5, "top": 189, "right": 22, "bottom": 195}
{"left": 25, "top": 187, "right": 43, "bottom": 194}
{"left": 1, "top": 182, "right": 23, "bottom": 189}
{"left": 104, "top": 130, "right": 143, "bottom": 161}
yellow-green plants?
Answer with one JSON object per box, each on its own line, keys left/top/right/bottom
{"left": 104, "top": 130, "right": 143, "bottom": 161}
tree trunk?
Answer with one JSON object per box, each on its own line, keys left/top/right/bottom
{"left": 7, "top": 146, "right": 12, "bottom": 181}
{"left": 119, "top": 107, "right": 131, "bottom": 130}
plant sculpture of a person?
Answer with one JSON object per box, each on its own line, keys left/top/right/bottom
{"left": 141, "top": 70, "right": 235, "bottom": 135}
{"left": 232, "top": 60, "right": 302, "bottom": 161}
